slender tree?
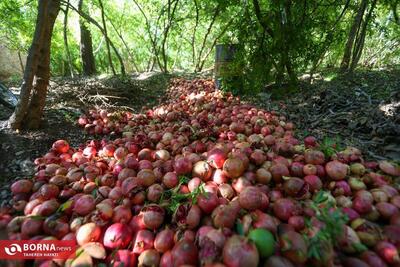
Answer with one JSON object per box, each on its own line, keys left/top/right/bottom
{"left": 194, "top": 3, "right": 221, "bottom": 72}
{"left": 349, "top": 0, "right": 378, "bottom": 71}
{"left": 340, "top": 0, "right": 368, "bottom": 72}
{"left": 63, "top": 0, "right": 74, "bottom": 77}
{"left": 98, "top": 0, "right": 116, "bottom": 75}
{"left": 68, "top": 0, "right": 126, "bottom": 75}
{"left": 8, "top": 0, "right": 61, "bottom": 130}
{"left": 106, "top": 13, "right": 140, "bottom": 72}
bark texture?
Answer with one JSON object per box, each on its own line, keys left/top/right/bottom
{"left": 98, "top": 0, "right": 116, "bottom": 75}
{"left": 63, "top": 1, "right": 74, "bottom": 77}
{"left": 24, "top": 0, "right": 60, "bottom": 129}
{"left": 79, "top": 0, "right": 96, "bottom": 76}
{"left": 340, "top": 0, "right": 368, "bottom": 72}
{"left": 8, "top": 0, "right": 61, "bottom": 130}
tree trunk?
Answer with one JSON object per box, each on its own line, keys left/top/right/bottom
{"left": 132, "top": 0, "right": 164, "bottom": 72}
{"left": 108, "top": 37, "right": 126, "bottom": 76}
{"left": 284, "top": 0, "right": 297, "bottom": 87}
{"left": 79, "top": 0, "right": 96, "bottom": 76}
{"left": 253, "top": 0, "right": 296, "bottom": 87}
{"left": 349, "top": 0, "right": 377, "bottom": 71}
{"left": 98, "top": 0, "right": 116, "bottom": 75}
{"left": 340, "top": 0, "right": 368, "bottom": 72}
{"left": 191, "top": 0, "right": 199, "bottom": 65}
{"left": 24, "top": 0, "right": 60, "bottom": 129}
{"left": 286, "top": 60, "right": 297, "bottom": 86}
{"left": 18, "top": 52, "right": 24, "bottom": 74}
{"left": 392, "top": 1, "right": 399, "bottom": 24}
{"left": 197, "top": 17, "right": 235, "bottom": 72}
{"left": 8, "top": 0, "right": 60, "bottom": 130}
{"left": 8, "top": 0, "right": 50, "bottom": 129}
{"left": 71, "top": 0, "right": 125, "bottom": 75}
{"left": 63, "top": 1, "right": 74, "bottom": 78}
{"left": 252, "top": 0, "right": 274, "bottom": 38}
{"left": 195, "top": 3, "right": 221, "bottom": 72}
{"left": 160, "top": 0, "right": 179, "bottom": 73}
{"left": 274, "top": 0, "right": 297, "bottom": 87}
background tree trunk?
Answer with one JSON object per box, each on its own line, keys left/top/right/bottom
{"left": 349, "top": 0, "right": 377, "bottom": 71}
{"left": 63, "top": 1, "right": 74, "bottom": 78}
{"left": 160, "top": 0, "right": 179, "bottom": 73}
{"left": 131, "top": 0, "right": 164, "bottom": 72}
{"left": 195, "top": 3, "right": 221, "bottom": 72}
{"left": 79, "top": 0, "right": 96, "bottom": 76}
{"left": 107, "top": 14, "right": 140, "bottom": 72}
{"left": 191, "top": 0, "right": 199, "bottom": 65}
{"left": 18, "top": 52, "right": 25, "bottom": 75}
{"left": 340, "top": 0, "right": 368, "bottom": 72}
{"left": 70, "top": 0, "right": 125, "bottom": 75}
{"left": 283, "top": 0, "right": 297, "bottom": 87}
{"left": 98, "top": 0, "right": 116, "bottom": 75}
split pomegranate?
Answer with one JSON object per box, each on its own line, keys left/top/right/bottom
{"left": 193, "top": 161, "right": 213, "bottom": 181}
{"left": 207, "top": 149, "right": 227, "bottom": 169}
{"left": 76, "top": 223, "right": 102, "bottom": 246}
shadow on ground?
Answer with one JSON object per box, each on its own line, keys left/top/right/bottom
{"left": 245, "top": 68, "right": 400, "bottom": 161}
{"left": 0, "top": 72, "right": 175, "bottom": 201}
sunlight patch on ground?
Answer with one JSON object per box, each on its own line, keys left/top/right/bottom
{"left": 137, "top": 72, "right": 159, "bottom": 80}
{"left": 379, "top": 101, "right": 400, "bottom": 116}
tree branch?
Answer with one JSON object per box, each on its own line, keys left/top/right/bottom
{"left": 191, "top": 0, "right": 199, "bottom": 64}
{"left": 195, "top": 2, "right": 221, "bottom": 71}
{"left": 62, "top": 0, "right": 125, "bottom": 75}
{"left": 252, "top": 0, "right": 274, "bottom": 38}
{"left": 197, "top": 17, "right": 235, "bottom": 72}
{"left": 131, "top": 0, "right": 163, "bottom": 71}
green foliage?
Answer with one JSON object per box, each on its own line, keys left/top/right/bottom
{"left": 0, "top": 0, "right": 398, "bottom": 80}
{"left": 0, "top": 0, "right": 36, "bottom": 51}
{"left": 306, "top": 191, "right": 349, "bottom": 261}
{"left": 159, "top": 175, "right": 205, "bottom": 214}
{"left": 318, "top": 136, "right": 344, "bottom": 158}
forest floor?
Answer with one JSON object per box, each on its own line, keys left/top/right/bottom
{"left": 0, "top": 69, "right": 399, "bottom": 202}
{"left": 244, "top": 69, "right": 400, "bottom": 160}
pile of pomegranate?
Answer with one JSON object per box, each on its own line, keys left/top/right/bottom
{"left": 2, "top": 78, "right": 400, "bottom": 267}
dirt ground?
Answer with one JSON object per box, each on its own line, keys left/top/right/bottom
{"left": 0, "top": 69, "right": 399, "bottom": 203}
{"left": 0, "top": 72, "right": 173, "bottom": 202}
